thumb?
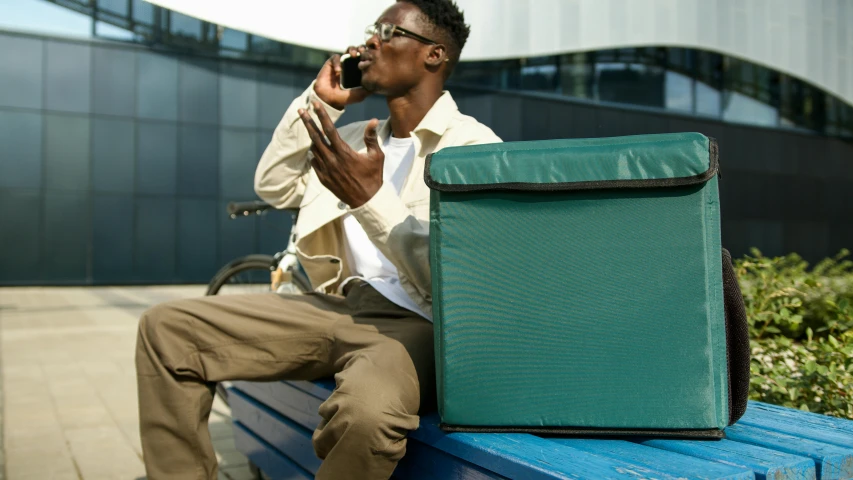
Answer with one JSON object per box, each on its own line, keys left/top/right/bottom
{"left": 363, "top": 119, "right": 381, "bottom": 156}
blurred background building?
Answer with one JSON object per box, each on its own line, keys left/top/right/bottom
{"left": 1, "top": 0, "right": 851, "bottom": 286}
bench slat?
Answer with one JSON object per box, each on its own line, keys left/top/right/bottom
{"left": 230, "top": 387, "right": 503, "bottom": 480}
{"left": 232, "top": 380, "right": 853, "bottom": 480}
{"left": 553, "top": 439, "right": 753, "bottom": 479}
{"left": 639, "top": 439, "right": 815, "bottom": 480}
{"left": 233, "top": 421, "right": 313, "bottom": 480}
{"left": 241, "top": 381, "right": 731, "bottom": 480}
{"left": 741, "top": 403, "right": 853, "bottom": 448}
{"left": 233, "top": 381, "right": 323, "bottom": 431}
{"left": 230, "top": 390, "right": 323, "bottom": 474}
{"left": 724, "top": 423, "right": 853, "bottom": 480}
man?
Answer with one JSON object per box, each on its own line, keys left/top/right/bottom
{"left": 136, "top": 0, "right": 500, "bottom": 478}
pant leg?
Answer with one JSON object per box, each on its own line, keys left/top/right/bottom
{"left": 312, "top": 283, "right": 436, "bottom": 480}
{"left": 136, "top": 292, "right": 352, "bottom": 480}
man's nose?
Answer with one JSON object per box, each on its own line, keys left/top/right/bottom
{"left": 364, "top": 35, "right": 380, "bottom": 50}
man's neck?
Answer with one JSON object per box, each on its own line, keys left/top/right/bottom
{"left": 385, "top": 84, "right": 443, "bottom": 138}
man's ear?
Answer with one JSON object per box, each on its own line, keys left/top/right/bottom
{"left": 425, "top": 44, "right": 449, "bottom": 67}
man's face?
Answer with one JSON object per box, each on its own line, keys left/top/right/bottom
{"left": 358, "top": 2, "right": 435, "bottom": 96}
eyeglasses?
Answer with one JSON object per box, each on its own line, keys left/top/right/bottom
{"left": 365, "top": 23, "right": 439, "bottom": 45}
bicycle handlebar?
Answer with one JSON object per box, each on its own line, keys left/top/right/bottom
{"left": 226, "top": 201, "right": 298, "bottom": 218}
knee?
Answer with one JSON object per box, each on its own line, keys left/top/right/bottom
{"left": 138, "top": 301, "right": 180, "bottom": 344}
{"left": 314, "top": 389, "right": 420, "bottom": 460}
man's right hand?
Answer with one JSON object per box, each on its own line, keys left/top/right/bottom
{"left": 314, "top": 46, "right": 371, "bottom": 111}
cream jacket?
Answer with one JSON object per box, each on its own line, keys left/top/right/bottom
{"left": 254, "top": 82, "right": 502, "bottom": 317}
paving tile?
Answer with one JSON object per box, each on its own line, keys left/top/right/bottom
{"left": 2, "top": 286, "right": 248, "bottom": 479}
{"left": 5, "top": 450, "right": 78, "bottom": 479}
{"left": 64, "top": 425, "right": 145, "bottom": 479}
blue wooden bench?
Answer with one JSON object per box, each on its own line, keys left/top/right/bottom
{"left": 228, "top": 380, "right": 853, "bottom": 480}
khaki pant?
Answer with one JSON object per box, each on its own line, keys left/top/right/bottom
{"left": 135, "top": 281, "right": 435, "bottom": 480}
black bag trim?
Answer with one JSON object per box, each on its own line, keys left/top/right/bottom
{"left": 440, "top": 424, "right": 725, "bottom": 439}
{"left": 426, "top": 137, "right": 720, "bottom": 193}
{"left": 722, "top": 248, "right": 751, "bottom": 425}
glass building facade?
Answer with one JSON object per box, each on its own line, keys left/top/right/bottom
{"left": 1, "top": 0, "right": 852, "bottom": 286}
{"left": 21, "top": 0, "right": 853, "bottom": 140}
{"left": 452, "top": 48, "right": 853, "bottom": 138}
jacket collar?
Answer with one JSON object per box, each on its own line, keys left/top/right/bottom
{"left": 377, "top": 91, "right": 458, "bottom": 142}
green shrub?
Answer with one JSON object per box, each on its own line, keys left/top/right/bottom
{"left": 735, "top": 249, "right": 853, "bottom": 419}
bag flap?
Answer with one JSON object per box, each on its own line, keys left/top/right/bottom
{"left": 426, "top": 132, "right": 718, "bottom": 192}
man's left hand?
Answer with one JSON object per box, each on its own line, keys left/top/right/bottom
{"left": 298, "top": 101, "right": 384, "bottom": 209}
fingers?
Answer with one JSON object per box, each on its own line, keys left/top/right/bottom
{"left": 309, "top": 145, "right": 329, "bottom": 177}
{"left": 329, "top": 54, "right": 342, "bottom": 75}
{"left": 346, "top": 46, "right": 360, "bottom": 58}
{"left": 363, "top": 118, "right": 381, "bottom": 156}
{"left": 298, "top": 108, "right": 332, "bottom": 158}
{"left": 313, "top": 101, "right": 344, "bottom": 150}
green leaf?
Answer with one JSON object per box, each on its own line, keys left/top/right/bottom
{"left": 805, "top": 360, "right": 818, "bottom": 374}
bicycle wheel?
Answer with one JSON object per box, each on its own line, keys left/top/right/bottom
{"left": 206, "top": 254, "right": 276, "bottom": 296}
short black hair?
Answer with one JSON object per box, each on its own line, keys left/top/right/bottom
{"left": 399, "top": 0, "right": 470, "bottom": 76}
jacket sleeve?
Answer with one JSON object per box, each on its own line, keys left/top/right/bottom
{"left": 254, "top": 81, "right": 345, "bottom": 209}
{"left": 350, "top": 130, "right": 503, "bottom": 315}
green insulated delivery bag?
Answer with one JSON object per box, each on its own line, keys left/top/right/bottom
{"left": 426, "top": 133, "right": 750, "bottom": 438}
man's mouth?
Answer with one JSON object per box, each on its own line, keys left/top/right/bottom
{"left": 358, "top": 54, "right": 373, "bottom": 70}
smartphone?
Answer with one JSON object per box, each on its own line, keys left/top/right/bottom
{"left": 340, "top": 53, "right": 363, "bottom": 90}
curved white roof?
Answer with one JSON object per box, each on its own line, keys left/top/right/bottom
{"left": 145, "top": 0, "right": 853, "bottom": 107}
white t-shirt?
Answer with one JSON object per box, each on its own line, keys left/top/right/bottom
{"left": 340, "top": 135, "right": 431, "bottom": 320}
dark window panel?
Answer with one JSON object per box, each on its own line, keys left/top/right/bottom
{"left": 488, "top": 95, "right": 522, "bottom": 142}
{"left": 828, "top": 225, "right": 853, "bottom": 261}
{"left": 98, "top": 0, "right": 129, "bottom": 16}
{"left": 257, "top": 69, "right": 297, "bottom": 129}
{"left": 177, "top": 198, "right": 218, "bottom": 282}
{"left": 169, "top": 11, "right": 202, "bottom": 41}
{"left": 45, "top": 114, "right": 91, "bottom": 191}
{"left": 258, "top": 209, "right": 294, "bottom": 255}
{"left": 0, "top": 34, "right": 43, "bottom": 109}
{"left": 824, "top": 180, "right": 853, "bottom": 223}
{"left": 45, "top": 41, "right": 91, "bottom": 113}
{"left": 256, "top": 130, "right": 274, "bottom": 161}
{"left": 135, "top": 197, "right": 176, "bottom": 280}
{"left": 137, "top": 121, "right": 178, "bottom": 195}
{"left": 0, "top": 111, "right": 42, "bottom": 189}
{"left": 220, "top": 28, "right": 248, "bottom": 52}
{"left": 721, "top": 219, "right": 784, "bottom": 259}
{"left": 521, "top": 98, "right": 555, "bottom": 141}
{"left": 132, "top": 0, "right": 156, "bottom": 26}
{"left": 783, "top": 221, "right": 829, "bottom": 263}
{"left": 564, "top": 104, "right": 599, "bottom": 139}
{"left": 180, "top": 58, "right": 219, "bottom": 124}
{"left": 43, "top": 191, "right": 91, "bottom": 282}
{"left": 0, "top": 189, "right": 42, "bottom": 283}
{"left": 456, "top": 92, "right": 494, "bottom": 130}
{"left": 92, "top": 117, "right": 135, "bottom": 193}
{"left": 137, "top": 51, "right": 179, "bottom": 120}
{"left": 178, "top": 125, "right": 219, "bottom": 197}
{"left": 219, "top": 129, "right": 258, "bottom": 199}
{"left": 341, "top": 100, "right": 367, "bottom": 123}
{"left": 92, "top": 194, "right": 134, "bottom": 282}
{"left": 218, "top": 200, "right": 257, "bottom": 265}
{"left": 93, "top": 47, "right": 136, "bottom": 116}
{"left": 220, "top": 63, "right": 259, "bottom": 128}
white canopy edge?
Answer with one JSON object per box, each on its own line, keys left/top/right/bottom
{"left": 143, "top": 0, "right": 853, "bottom": 107}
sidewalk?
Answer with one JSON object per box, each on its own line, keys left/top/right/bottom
{"left": 0, "top": 286, "right": 252, "bottom": 480}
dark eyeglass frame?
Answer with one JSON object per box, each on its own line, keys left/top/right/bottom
{"left": 366, "top": 22, "right": 440, "bottom": 46}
